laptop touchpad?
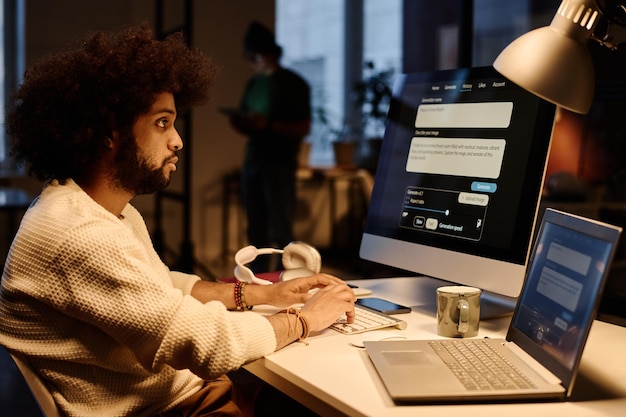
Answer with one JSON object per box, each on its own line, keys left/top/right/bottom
{"left": 382, "top": 350, "right": 431, "bottom": 366}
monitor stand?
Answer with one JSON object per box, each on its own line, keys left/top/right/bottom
{"left": 400, "top": 275, "right": 517, "bottom": 320}
{"left": 479, "top": 289, "right": 517, "bottom": 319}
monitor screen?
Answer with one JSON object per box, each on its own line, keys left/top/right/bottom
{"left": 360, "top": 66, "right": 556, "bottom": 298}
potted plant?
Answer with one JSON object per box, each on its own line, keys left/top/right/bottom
{"left": 311, "top": 88, "right": 358, "bottom": 168}
{"left": 353, "top": 61, "right": 394, "bottom": 139}
{"left": 351, "top": 61, "right": 394, "bottom": 172}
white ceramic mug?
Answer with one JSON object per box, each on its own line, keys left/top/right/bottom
{"left": 436, "top": 286, "right": 482, "bottom": 337}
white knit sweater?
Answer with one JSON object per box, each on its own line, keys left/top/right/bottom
{"left": 0, "top": 180, "right": 277, "bottom": 416}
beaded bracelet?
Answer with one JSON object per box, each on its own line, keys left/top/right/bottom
{"left": 280, "top": 307, "right": 310, "bottom": 344}
{"left": 234, "top": 281, "right": 252, "bottom": 311}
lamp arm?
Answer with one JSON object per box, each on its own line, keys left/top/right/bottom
{"left": 591, "top": 17, "right": 626, "bottom": 48}
{"left": 592, "top": 0, "right": 626, "bottom": 49}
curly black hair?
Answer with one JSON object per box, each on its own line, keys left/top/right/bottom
{"left": 7, "top": 25, "right": 217, "bottom": 182}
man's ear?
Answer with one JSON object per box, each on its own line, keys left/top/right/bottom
{"left": 106, "top": 131, "right": 120, "bottom": 150}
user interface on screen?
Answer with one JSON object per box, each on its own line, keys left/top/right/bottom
{"left": 512, "top": 220, "right": 614, "bottom": 369}
{"left": 361, "top": 66, "right": 556, "bottom": 295}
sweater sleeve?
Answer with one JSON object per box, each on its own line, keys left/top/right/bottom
{"left": 122, "top": 206, "right": 201, "bottom": 297}
{"left": 169, "top": 271, "right": 201, "bottom": 295}
{"left": 22, "top": 214, "right": 276, "bottom": 380}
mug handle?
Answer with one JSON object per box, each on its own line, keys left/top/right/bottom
{"left": 457, "top": 299, "right": 469, "bottom": 333}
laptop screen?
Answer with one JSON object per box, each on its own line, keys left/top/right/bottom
{"left": 508, "top": 209, "right": 621, "bottom": 390}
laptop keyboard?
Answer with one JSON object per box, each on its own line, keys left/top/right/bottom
{"left": 429, "top": 339, "right": 536, "bottom": 390}
{"left": 330, "top": 304, "right": 407, "bottom": 334}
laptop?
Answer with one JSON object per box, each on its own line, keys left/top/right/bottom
{"left": 364, "top": 208, "right": 622, "bottom": 403}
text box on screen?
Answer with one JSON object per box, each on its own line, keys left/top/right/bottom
{"left": 536, "top": 266, "right": 583, "bottom": 312}
{"left": 406, "top": 137, "right": 506, "bottom": 179}
{"left": 546, "top": 242, "right": 591, "bottom": 276}
{"left": 414, "top": 102, "right": 513, "bottom": 129}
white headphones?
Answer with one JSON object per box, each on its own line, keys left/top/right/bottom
{"left": 234, "top": 241, "right": 322, "bottom": 285}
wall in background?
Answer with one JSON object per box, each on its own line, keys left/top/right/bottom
{"left": 18, "top": 1, "right": 626, "bottom": 281}
{"left": 22, "top": 0, "right": 275, "bottom": 275}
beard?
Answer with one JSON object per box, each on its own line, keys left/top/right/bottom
{"left": 111, "top": 130, "right": 174, "bottom": 196}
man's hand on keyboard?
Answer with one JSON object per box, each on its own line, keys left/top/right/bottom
{"left": 299, "top": 279, "right": 356, "bottom": 332}
{"left": 255, "top": 273, "right": 349, "bottom": 307}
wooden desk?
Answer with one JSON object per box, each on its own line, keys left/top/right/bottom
{"left": 244, "top": 276, "right": 626, "bottom": 417}
{"left": 218, "top": 167, "right": 372, "bottom": 261}
{"left": 297, "top": 167, "right": 371, "bottom": 249}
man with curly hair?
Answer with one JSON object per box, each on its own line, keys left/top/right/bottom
{"left": 0, "top": 25, "right": 355, "bottom": 417}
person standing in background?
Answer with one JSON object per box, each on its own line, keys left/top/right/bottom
{"left": 228, "top": 21, "right": 311, "bottom": 273}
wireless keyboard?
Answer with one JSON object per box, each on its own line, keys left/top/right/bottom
{"left": 330, "top": 304, "right": 407, "bottom": 334}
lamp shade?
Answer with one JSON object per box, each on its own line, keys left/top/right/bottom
{"left": 493, "top": 0, "right": 599, "bottom": 114}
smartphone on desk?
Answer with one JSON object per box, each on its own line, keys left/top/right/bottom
{"left": 356, "top": 297, "right": 411, "bottom": 315}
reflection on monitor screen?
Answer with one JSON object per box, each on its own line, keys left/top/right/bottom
{"left": 360, "top": 66, "right": 556, "bottom": 299}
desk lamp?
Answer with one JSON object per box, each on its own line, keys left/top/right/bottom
{"left": 493, "top": 0, "right": 626, "bottom": 114}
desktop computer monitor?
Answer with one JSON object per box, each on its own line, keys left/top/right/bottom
{"left": 360, "top": 66, "right": 556, "bottom": 302}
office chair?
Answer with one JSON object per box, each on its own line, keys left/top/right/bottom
{"left": 5, "top": 348, "right": 62, "bottom": 417}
